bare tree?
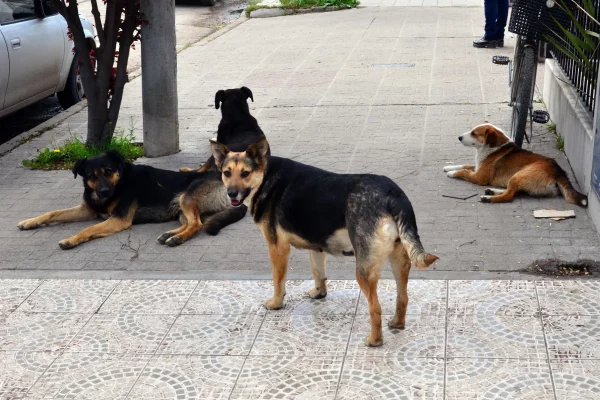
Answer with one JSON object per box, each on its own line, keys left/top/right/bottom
{"left": 51, "top": 0, "right": 142, "bottom": 147}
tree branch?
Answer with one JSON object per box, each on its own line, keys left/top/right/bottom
{"left": 107, "top": 0, "right": 137, "bottom": 122}
{"left": 90, "top": 0, "right": 105, "bottom": 47}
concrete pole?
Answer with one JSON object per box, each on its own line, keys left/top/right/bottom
{"left": 140, "top": 0, "right": 179, "bottom": 157}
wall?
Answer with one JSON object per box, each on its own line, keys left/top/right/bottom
{"left": 543, "top": 59, "right": 600, "bottom": 230}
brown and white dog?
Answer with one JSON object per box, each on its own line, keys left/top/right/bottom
{"left": 444, "top": 123, "right": 588, "bottom": 206}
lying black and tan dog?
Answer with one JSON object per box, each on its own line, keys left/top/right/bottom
{"left": 210, "top": 137, "right": 438, "bottom": 347}
{"left": 180, "top": 87, "right": 270, "bottom": 173}
{"left": 17, "top": 150, "right": 246, "bottom": 249}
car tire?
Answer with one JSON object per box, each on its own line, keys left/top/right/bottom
{"left": 58, "top": 41, "right": 96, "bottom": 110}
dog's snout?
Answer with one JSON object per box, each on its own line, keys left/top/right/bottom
{"left": 458, "top": 136, "right": 463, "bottom": 142}
{"left": 98, "top": 188, "right": 110, "bottom": 198}
{"left": 227, "top": 189, "right": 239, "bottom": 199}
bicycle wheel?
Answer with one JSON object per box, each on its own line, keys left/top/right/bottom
{"left": 511, "top": 46, "right": 536, "bottom": 148}
{"left": 509, "top": 36, "right": 523, "bottom": 106}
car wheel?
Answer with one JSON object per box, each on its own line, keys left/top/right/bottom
{"left": 58, "top": 41, "right": 96, "bottom": 110}
{"left": 198, "top": 0, "right": 216, "bottom": 6}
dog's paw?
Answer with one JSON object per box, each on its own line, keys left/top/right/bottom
{"left": 157, "top": 232, "right": 174, "bottom": 244}
{"left": 165, "top": 236, "right": 184, "bottom": 247}
{"left": 443, "top": 165, "right": 461, "bottom": 172}
{"left": 484, "top": 188, "right": 494, "bottom": 195}
{"left": 308, "top": 287, "right": 327, "bottom": 299}
{"left": 446, "top": 171, "right": 457, "bottom": 178}
{"left": 388, "top": 317, "right": 406, "bottom": 330}
{"left": 480, "top": 195, "right": 492, "bottom": 203}
{"left": 263, "top": 297, "right": 284, "bottom": 310}
{"left": 179, "top": 167, "right": 193, "bottom": 173}
{"left": 17, "top": 219, "right": 39, "bottom": 230}
{"left": 364, "top": 335, "right": 383, "bottom": 347}
{"left": 58, "top": 239, "right": 77, "bottom": 250}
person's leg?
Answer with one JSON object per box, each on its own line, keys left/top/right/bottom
{"left": 484, "top": 0, "right": 499, "bottom": 40}
{"left": 475, "top": 0, "right": 502, "bottom": 48}
{"left": 495, "top": 0, "right": 509, "bottom": 41}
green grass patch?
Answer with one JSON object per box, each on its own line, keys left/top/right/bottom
{"left": 279, "top": 0, "right": 359, "bottom": 8}
{"left": 22, "top": 132, "right": 143, "bottom": 170}
{"left": 247, "top": 0, "right": 358, "bottom": 14}
{"left": 245, "top": 0, "right": 261, "bottom": 16}
{"left": 548, "top": 122, "right": 557, "bottom": 135}
{"left": 556, "top": 134, "right": 565, "bottom": 152}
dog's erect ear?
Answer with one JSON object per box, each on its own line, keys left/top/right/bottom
{"left": 72, "top": 158, "right": 87, "bottom": 179}
{"left": 215, "top": 90, "right": 226, "bottom": 109}
{"left": 241, "top": 86, "right": 254, "bottom": 103}
{"left": 210, "top": 139, "right": 230, "bottom": 171}
{"left": 105, "top": 149, "right": 125, "bottom": 168}
{"left": 246, "top": 136, "right": 270, "bottom": 165}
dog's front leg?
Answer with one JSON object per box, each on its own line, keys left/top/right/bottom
{"left": 447, "top": 169, "right": 488, "bottom": 185}
{"left": 18, "top": 204, "right": 96, "bottom": 230}
{"left": 58, "top": 216, "right": 133, "bottom": 250}
{"left": 443, "top": 164, "right": 475, "bottom": 172}
{"left": 264, "top": 241, "right": 291, "bottom": 310}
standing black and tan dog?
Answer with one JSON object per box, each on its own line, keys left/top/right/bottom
{"left": 210, "top": 137, "right": 438, "bottom": 347}
{"left": 444, "top": 123, "right": 588, "bottom": 206}
{"left": 181, "top": 87, "right": 270, "bottom": 173}
{"left": 17, "top": 150, "right": 246, "bottom": 249}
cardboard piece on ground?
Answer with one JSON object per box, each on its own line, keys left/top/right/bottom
{"left": 533, "top": 209, "right": 576, "bottom": 220}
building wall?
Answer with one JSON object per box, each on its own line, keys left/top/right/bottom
{"left": 543, "top": 59, "right": 600, "bottom": 230}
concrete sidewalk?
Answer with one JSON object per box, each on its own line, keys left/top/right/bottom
{"left": 2, "top": 278, "right": 600, "bottom": 399}
{"left": 1, "top": 5, "right": 599, "bottom": 279}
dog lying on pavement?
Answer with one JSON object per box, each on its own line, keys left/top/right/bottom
{"left": 444, "top": 123, "right": 588, "bottom": 206}
{"left": 180, "top": 86, "right": 270, "bottom": 173}
{"left": 17, "top": 150, "right": 246, "bottom": 249}
{"left": 210, "top": 136, "right": 439, "bottom": 347}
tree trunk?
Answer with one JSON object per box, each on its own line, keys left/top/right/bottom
{"left": 86, "top": 100, "right": 114, "bottom": 148}
{"left": 140, "top": 0, "right": 179, "bottom": 157}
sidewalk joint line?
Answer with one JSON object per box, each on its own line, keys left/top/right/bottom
{"left": 536, "top": 283, "right": 559, "bottom": 400}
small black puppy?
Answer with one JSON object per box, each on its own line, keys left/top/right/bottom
{"left": 18, "top": 150, "right": 246, "bottom": 249}
{"left": 181, "top": 86, "right": 270, "bottom": 173}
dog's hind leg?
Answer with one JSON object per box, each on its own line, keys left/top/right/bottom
{"left": 356, "top": 260, "right": 385, "bottom": 347}
{"left": 484, "top": 188, "right": 505, "bottom": 195}
{"left": 264, "top": 240, "right": 291, "bottom": 310}
{"left": 481, "top": 177, "right": 521, "bottom": 203}
{"left": 164, "top": 200, "right": 202, "bottom": 247}
{"left": 158, "top": 224, "right": 188, "bottom": 244}
{"left": 388, "top": 243, "right": 411, "bottom": 330}
{"left": 308, "top": 250, "right": 327, "bottom": 299}
{"left": 18, "top": 204, "right": 96, "bottom": 230}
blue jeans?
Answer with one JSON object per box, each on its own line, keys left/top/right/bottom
{"left": 484, "top": 0, "right": 509, "bottom": 40}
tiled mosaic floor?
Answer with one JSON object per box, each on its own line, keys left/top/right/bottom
{"left": 1, "top": 279, "right": 600, "bottom": 399}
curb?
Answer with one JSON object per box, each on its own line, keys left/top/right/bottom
{"left": 0, "top": 101, "right": 88, "bottom": 156}
{"left": 0, "top": 16, "right": 249, "bottom": 157}
{"left": 248, "top": 5, "right": 351, "bottom": 18}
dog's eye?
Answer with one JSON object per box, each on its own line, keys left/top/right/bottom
{"left": 104, "top": 169, "right": 113, "bottom": 176}
{"left": 87, "top": 174, "right": 96, "bottom": 181}
{"left": 241, "top": 171, "right": 250, "bottom": 178}
{"left": 470, "top": 132, "right": 475, "bottom": 136}
{"left": 224, "top": 171, "right": 232, "bottom": 178}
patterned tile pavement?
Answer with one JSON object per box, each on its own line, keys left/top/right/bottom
{"left": 1, "top": 278, "right": 600, "bottom": 399}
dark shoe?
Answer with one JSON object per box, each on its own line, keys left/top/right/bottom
{"left": 473, "top": 37, "right": 503, "bottom": 48}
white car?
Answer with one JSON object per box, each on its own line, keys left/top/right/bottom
{"left": 0, "top": 0, "right": 95, "bottom": 118}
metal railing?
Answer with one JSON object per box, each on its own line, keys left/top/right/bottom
{"left": 549, "top": 0, "right": 600, "bottom": 116}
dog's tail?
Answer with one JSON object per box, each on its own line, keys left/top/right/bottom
{"left": 202, "top": 205, "right": 248, "bottom": 235}
{"left": 392, "top": 199, "right": 439, "bottom": 270}
{"left": 556, "top": 173, "right": 588, "bottom": 208}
